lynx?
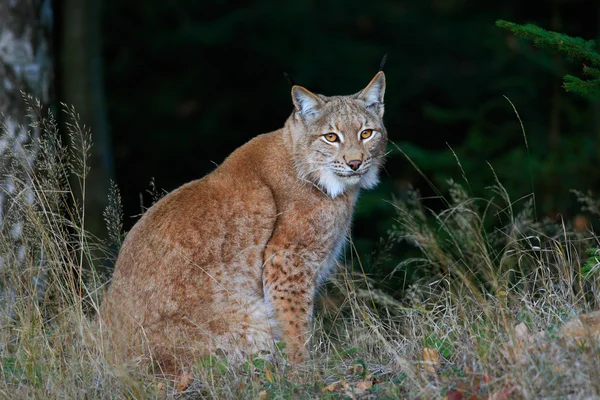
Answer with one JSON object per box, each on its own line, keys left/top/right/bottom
{"left": 100, "top": 72, "right": 387, "bottom": 372}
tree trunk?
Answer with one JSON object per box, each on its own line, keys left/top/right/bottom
{"left": 0, "top": 0, "right": 53, "bottom": 319}
{"left": 59, "top": 0, "right": 114, "bottom": 267}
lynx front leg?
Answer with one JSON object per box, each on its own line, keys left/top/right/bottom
{"left": 263, "top": 245, "right": 316, "bottom": 363}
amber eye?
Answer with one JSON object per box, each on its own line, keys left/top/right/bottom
{"left": 324, "top": 133, "right": 339, "bottom": 142}
{"left": 360, "top": 129, "right": 374, "bottom": 139}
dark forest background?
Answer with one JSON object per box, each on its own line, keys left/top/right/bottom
{"left": 51, "top": 0, "right": 600, "bottom": 284}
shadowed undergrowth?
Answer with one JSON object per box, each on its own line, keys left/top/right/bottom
{"left": 1, "top": 100, "right": 599, "bottom": 399}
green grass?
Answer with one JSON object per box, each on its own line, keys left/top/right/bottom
{"left": 1, "top": 99, "right": 600, "bottom": 399}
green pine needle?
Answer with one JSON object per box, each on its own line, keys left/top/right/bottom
{"left": 563, "top": 75, "right": 600, "bottom": 96}
{"left": 496, "top": 20, "right": 600, "bottom": 65}
{"left": 497, "top": 20, "right": 600, "bottom": 97}
{"left": 583, "top": 66, "right": 600, "bottom": 78}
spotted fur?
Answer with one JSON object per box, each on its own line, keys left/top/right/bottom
{"left": 100, "top": 72, "right": 388, "bottom": 372}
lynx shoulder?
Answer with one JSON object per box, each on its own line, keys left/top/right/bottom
{"left": 100, "top": 72, "right": 388, "bottom": 371}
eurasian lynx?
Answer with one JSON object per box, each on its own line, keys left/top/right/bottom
{"left": 100, "top": 72, "right": 387, "bottom": 371}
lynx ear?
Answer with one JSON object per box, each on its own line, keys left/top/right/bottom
{"left": 292, "top": 86, "right": 324, "bottom": 119}
{"left": 357, "top": 71, "right": 386, "bottom": 116}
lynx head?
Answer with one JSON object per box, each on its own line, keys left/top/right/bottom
{"left": 286, "top": 72, "right": 387, "bottom": 198}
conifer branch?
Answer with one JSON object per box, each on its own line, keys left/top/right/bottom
{"left": 583, "top": 65, "right": 600, "bottom": 78}
{"left": 563, "top": 75, "right": 600, "bottom": 96}
{"left": 497, "top": 20, "right": 600, "bottom": 97}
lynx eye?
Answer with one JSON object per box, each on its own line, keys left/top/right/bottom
{"left": 360, "top": 129, "right": 374, "bottom": 139}
{"left": 324, "top": 133, "right": 339, "bottom": 143}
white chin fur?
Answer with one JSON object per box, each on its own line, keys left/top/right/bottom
{"left": 317, "top": 167, "right": 380, "bottom": 198}
{"left": 317, "top": 170, "right": 347, "bottom": 198}
{"left": 359, "top": 166, "right": 380, "bottom": 189}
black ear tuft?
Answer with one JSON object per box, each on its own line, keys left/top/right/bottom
{"left": 283, "top": 72, "right": 296, "bottom": 86}
{"left": 378, "top": 53, "right": 388, "bottom": 72}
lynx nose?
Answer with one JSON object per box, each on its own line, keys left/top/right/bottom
{"left": 346, "top": 159, "right": 362, "bottom": 171}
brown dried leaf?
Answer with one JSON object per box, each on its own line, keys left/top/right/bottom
{"left": 324, "top": 382, "right": 339, "bottom": 392}
{"left": 446, "top": 389, "right": 463, "bottom": 400}
{"left": 422, "top": 347, "right": 440, "bottom": 375}
{"left": 176, "top": 371, "right": 193, "bottom": 392}
{"left": 347, "top": 363, "right": 364, "bottom": 375}
{"left": 500, "top": 322, "right": 537, "bottom": 363}
{"left": 560, "top": 311, "right": 600, "bottom": 343}
{"left": 355, "top": 380, "right": 373, "bottom": 391}
{"left": 323, "top": 380, "right": 349, "bottom": 392}
{"left": 514, "top": 322, "right": 530, "bottom": 342}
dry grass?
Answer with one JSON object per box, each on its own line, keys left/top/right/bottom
{"left": 1, "top": 100, "right": 599, "bottom": 399}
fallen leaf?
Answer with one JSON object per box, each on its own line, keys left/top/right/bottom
{"left": 176, "top": 371, "right": 193, "bottom": 392}
{"left": 560, "top": 311, "right": 600, "bottom": 344}
{"left": 446, "top": 389, "right": 463, "bottom": 400}
{"left": 323, "top": 381, "right": 348, "bottom": 392}
{"left": 347, "top": 363, "right": 364, "bottom": 375}
{"left": 514, "top": 322, "right": 530, "bottom": 341}
{"left": 324, "top": 382, "right": 338, "bottom": 392}
{"left": 355, "top": 380, "right": 373, "bottom": 391}
{"left": 265, "top": 368, "right": 274, "bottom": 383}
{"left": 500, "top": 322, "right": 537, "bottom": 363}
{"left": 422, "top": 347, "right": 440, "bottom": 375}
